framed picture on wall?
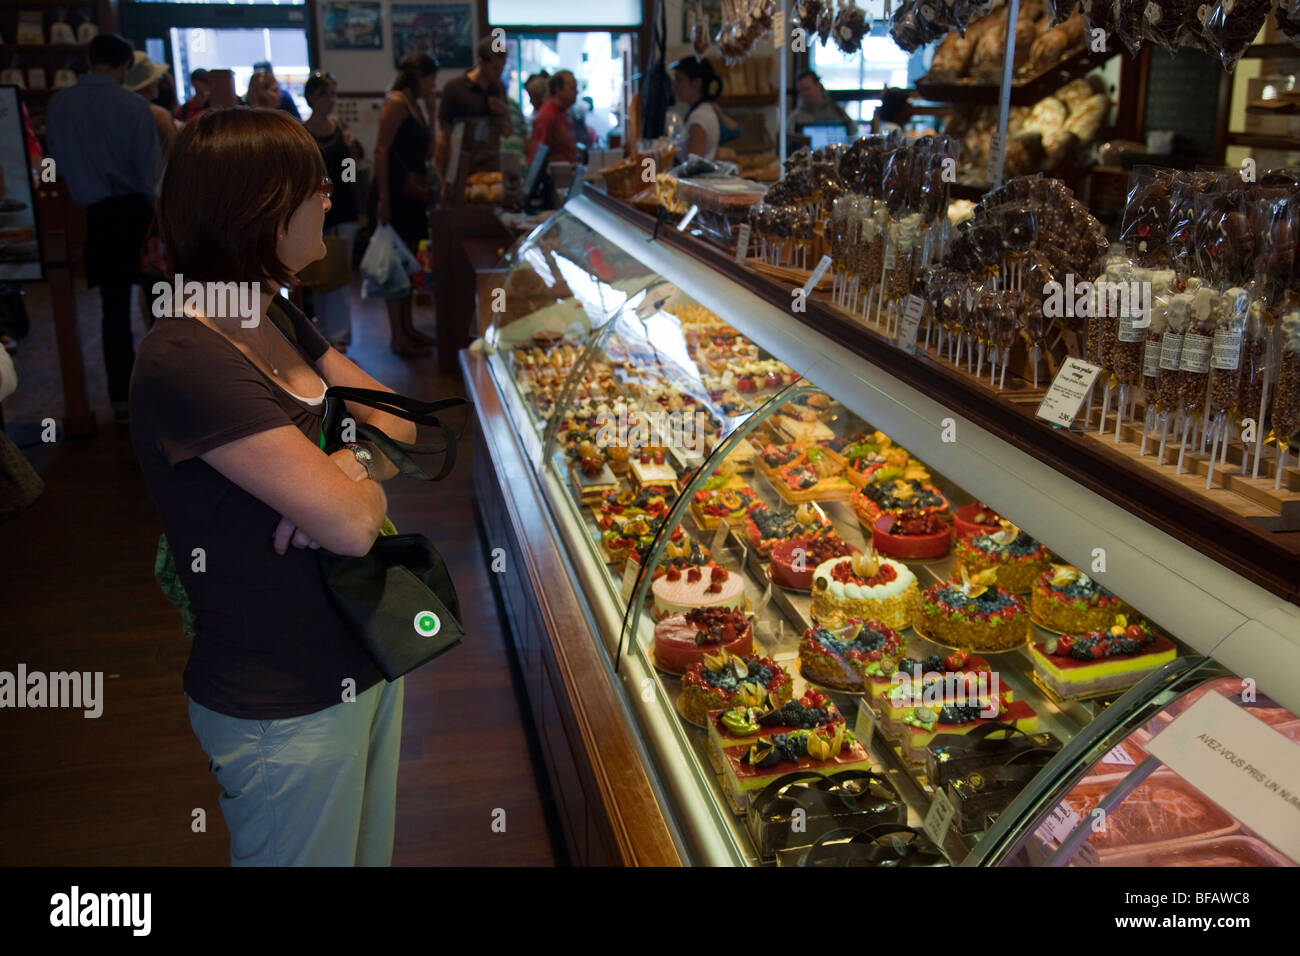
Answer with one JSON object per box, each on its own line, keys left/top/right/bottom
{"left": 0, "top": 87, "right": 43, "bottom": 283}
{"left": 391, "top": 3, "right": 474, "bottom": 70}
{"left": 323, "top": 1, "right": 383, "bottom": 50}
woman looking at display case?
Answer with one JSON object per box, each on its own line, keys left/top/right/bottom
{"left": 129, "top": 107, "right": 416, "bottom": 866}
{"left": 670, "top": 56, "right": 724, "bottom": 163}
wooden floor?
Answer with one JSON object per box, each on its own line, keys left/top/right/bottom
{"left": 0, "top": 278, "right": 565, "bottom": 866}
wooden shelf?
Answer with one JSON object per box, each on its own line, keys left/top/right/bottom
{"left": 1241, "top": 43, "right": 1300, "bottom": 59}
{"left": 916, "top": 46, "right": 1116, "bottom": 107}
{"left": 1227, "top": 131, "right": 1300, "bottom": 150}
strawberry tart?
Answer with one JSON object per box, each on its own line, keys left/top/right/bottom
{"left": 651, "top": 563, "right": 745, "bottom": 619}
{"left": 653, "top": 607, "right": 753, "bottom": 674}
{"left": 1031, "top": 565, "right": 1131, "bottom": 634}
{"left": 769, "top": 534, "right": 856, "bottom": 590}
{"left": 955, "top": 523, "right": 1051, "bottom": 593}
{"left": 809, "top": 550, "right": 920, "bottom": 631}
{"left": 799, "top": 620, "right": 905, "bottom": 692}
{"left": 679, "top": 651, "right": 793, "bottom": 726}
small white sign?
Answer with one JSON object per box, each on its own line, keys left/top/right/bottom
{"left": 677, "top": 204, "right": 700, "bottom": 231}
{"left": 1035, "top": 357, "right": 1103, "bottom": 427}
{"left": 883, "top": 242, "right": 897, "bottom": 271}
{"left": 897, "top": 294, "right": 926, "bottom": 350}
{"left": 855, "top": 698, "right": 877, "bottom": 753}
{"left": 735, "top": 223, "right": 752, "bottom": 264}
{"left": 619, "top": 558, "right": 640, "bottom": 602}
{"left": 711, "top": 517, "right": 732, "bottom": 554}
{"left": 1042, "top": 801, "right": 1082, "bottom": 843}
{"left": 1144, "top": 689, "right": 1300, "bottom": 863}
{"left": 1102, "top": 744, "right": 1138, "bottom": 766}
{"left": 923, "top": 789, "right": 956, "bottom": 846}
{"left": 802, "top": 255, "right": 833, "bottom": 298}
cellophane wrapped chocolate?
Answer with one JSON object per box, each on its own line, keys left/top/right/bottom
{"left": 1168, "top": 170, "right": 1207, "bottom": 283}
{"left": 1278, "top": 0, "right": 1300, "bottom": 45}
{"left": 1112, "top": 0, "right": 1146, "bottom": 55}
{"left": 1253, "top": 186, "right": 1300, "bottom": 306}
{"left": 793, "top": 0, "right": 827, "bottom": 33}
{"left": 1142, "top": 0, "right": 1196, "bottom": 51}
{"left": 1274, "top": 311, "right": 1300, "bottom": 455}
{"left": 1178, "top": 282, "right": 1220, "bottom": 411}
{"left": 1209, "top": 287, "right": 1249, "bottom": 416}
{"left": 1048, "top": 0, "right": 1081, "bottom": 25}
{"left": 1120, "top": 166, "right": 1173, "bottom": 266}
{"left": 1237, "top": 300, "right": 1272, "bottom": 427}
{"left": 1080, "top": 0, "right": 1118, "bottom": 40}
{"left": 1200, "top": 0, "right": 1273, "bottom": 71}
{"left": 1144, "top": 291, "right": 1170, "bottom": 407}
{"left": 1156, "top": 292, "right": 1191, "bottom": 411}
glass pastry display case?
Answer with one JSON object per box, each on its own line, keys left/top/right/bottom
{"left": 466, "top": 191, "right": 1300, "bottom": 867}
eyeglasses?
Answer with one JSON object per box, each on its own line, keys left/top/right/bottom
{"left": 316, "top": 177, "right": 333, "bottom": 200}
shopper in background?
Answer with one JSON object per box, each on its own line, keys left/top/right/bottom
{"left": 124, "top": 51, "right": 177, "bottom": 156}
{"left": 669, "top": 55, "right": 724, "bottom": 163}
{"left": 435, "top": 35, "right": 511, "bottom": 189}
{"left": 524, "top": 71, "right": 550, "bottom": 114}
{"left": 245, "top": 71, "right": 283, "bottom": 109}
{"left": 374, "top": 52, "right": 439, "bottom": 357}
{"left": 572, "top": 94, "right": 598, "bottom": 156}
{"left": 130, "top": 107, "right": 416, "bottom": 866}
{"left": 175, "top": 68, "right": 210, "bottom": 122}
{"left": 528, "top": 70, "right": 578, "bottom": 165}
{"left": 253, "top": 60, "right": 302, "bottom": 118}
{"left": 872, "top": 88, "right": 913, "bottom": 134}
{"left": 46, "top": 33, "right": 160, "bottom": 424}
{"left": 154, "top": 70, "right": 179, "bottom": 116}
{"left": 304, "top": 71, "right": 364, "bottom": 352}
{"left": 787, "top": 70, "right": 857, "bottom": 137}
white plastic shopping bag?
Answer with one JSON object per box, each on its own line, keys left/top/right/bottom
{"left": 360, "top": 224, "right": 419, "bottom": 299}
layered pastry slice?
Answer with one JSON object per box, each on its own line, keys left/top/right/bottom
{"left": 1031, "top": 565, "right": 1132, "bottom": 634}
{"left": 954, "top": 522, "right": 1051, "bottom": 593}
{"left": 652, "top": 563, "right": 745, "bottom": 620}
{"left": 754, "top": 441, "right": 805, "bottom": 481}
{"left": 915, "top": 570, "right": 1029, "bottom": 652}
{"left": 898, "top": 699, "right": 1039, "bottom": 762}
{"left": 720, "top": 725, "right": 873, "bottom": 805}
{"left": 744, "top": 501, "right": 832, "bottom": 557}
{"left": 567, "top": 440, "right": 617, "bottom": 504}
{"left": 878, "top": 649, "right": 1006, "bottom": 731}
{"left": 1029, "top": 616, "right": 1176, "bottom": 699}
{"left": 850, "top": 479, "right": 950, "bottom": 528}
{"left": 708, "top": 688, "right": 844, "bottom": 754}
{"left": 679, "top": 651, "right": 793, "bottom": 726}
{"left": 799, "top": 620, "right": 905, "bottom": 693}
{"left": 809, "top": 549, "right": 920, "bottom": 632}
{"left": 653, "top": 606, "right": 753, "bottom": 675}
{"left": 769, "top": 534, "right": 856, "bottom": 591}
{"left": 770, "top": 447, "right": 855, "bottom": 504}
{"left": 628, "top": 446, "right": 679, "bottom": 489}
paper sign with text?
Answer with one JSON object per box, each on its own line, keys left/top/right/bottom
{"left": 1036, "top": 357, "right": 1102, "bottom": 427}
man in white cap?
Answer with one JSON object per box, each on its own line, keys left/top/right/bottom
{"left": 124, "top": 51, "right": 177, "bottom": 156}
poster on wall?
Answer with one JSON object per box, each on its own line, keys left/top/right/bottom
{"left": 0, "top": 87, "right": 43, "bottom": 283}
{"left": 391, "top": 3, "right": 474, "bottom": 70}
{"left": 323, "top": 1, "right": 383, "bottom": 50}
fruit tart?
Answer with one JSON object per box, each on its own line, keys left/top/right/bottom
{"left": 851, "top": 479, "right": 950, "bottom": 528}
{"left": 720, "top": 724, "right": 872, "bottom": 804}
{"left": 598, "top": 513, "right": 685, "bottom": 569}
{"left": 879, "top": 649, "right": 1007, "bottom": 730}
{"left": 1029, "top": 616, "right": 1176, "bottom": 700}
{"left": 744, "top": 501, "right": 832, "bottom": 557}
{"left": 915, "top": 569, "right": 1030, "bottom": 652}
{"left": 809, "top": 547, "right": 920, "bottom": 631}
{"left": 769, "top": 533, "right": 856, "bottom": 590}
{"left": 1031, "top": 564, "right": 1132, "bottom": 635}
{"left": 771, "top": 446, "right": 855, "bottom": 504}
{"left": 679, "top": 650, "right": 793, "bottom": 727}
{"left": 690, "top": 483, "right": 760, "bottom": 531}
{"left": 709, "top": 688, "right": 844, "bottom": 753}
{"left": 955, "top": 521, "right": 1051, "bottom": 593}
{"left": 800, "top": 620, "right": 905, "bottom": 692}
{"left": 872, "top": 510, "right": 953, "bottom": 561}
{"left": 653, "top": 606, "right": 754, "bottom": 674}
{"left": 755, "top": 441, "right": 805, "bottom": 480}
{"left": 596, "top": 485, "right": 673, "bottom": 522}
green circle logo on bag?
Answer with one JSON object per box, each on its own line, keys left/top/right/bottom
{"left": 413, "top": 611, "right": 442, "bottom": 638}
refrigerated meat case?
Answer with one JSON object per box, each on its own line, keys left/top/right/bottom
{"left": 462, "top": 189, "right": 1300, "bottom": 867}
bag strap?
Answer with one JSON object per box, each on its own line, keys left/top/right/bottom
{"left": 322, "top": 385, "right": 471, "bottom": 482}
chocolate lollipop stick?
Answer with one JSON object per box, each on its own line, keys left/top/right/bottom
{"left": 1276, "top": 444, "right": 1286, "bottom": 491}
{"left": 1207, "top": 416, "right": 1223, "bottom": 490}
{"left": 1177, "top": 410, "right": 1192, "bottom": 474}
{"left": 1252, "top": 367, "right": 1272, "bottom": 480}
{"left": 1115, "top": 383, "right": 1126, "bottom": 443}
{"left": 1159, "top": 409, "right": 1173, "bottom": 463}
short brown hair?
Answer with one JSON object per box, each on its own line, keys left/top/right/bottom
{"left": 158, "top": 108, "right": 326, "bottom": 287}
{"left": 477, "top": 35, "right": 506, "bottom": 62}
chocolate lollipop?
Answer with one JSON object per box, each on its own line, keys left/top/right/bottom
{"left": 1120, "top": 166, "right": 1173, "bottom": 267}
{"left": 1272, "top": 310, "right": 1300, "bottom": 489}
{"left": 1157, "top": 292, "right": 1191, "bottom": 462}
{"left": 832, "top": 0, "right": 869, "bottom": 54}
{"left": 1201, "top": 0, "right": 1273, "bottom": 71}
{"left": 1206, "top": 287, "right": 1249, "bottom": 486}
{"left": 1279, "top": 0, "right": 1300, "bottom": 45}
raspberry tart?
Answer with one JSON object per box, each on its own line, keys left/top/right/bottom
{"left": 799, "top": 620, "right": 905, "bottom": 692}
{"left": 651, "top": 563, "right": 745, "bottom": 619}
{"left": 850, "top": 479, "right": 950, "bottom": 528}
{"left": 755, "top": 441, "right": 804, "bottom": 480}
{"left": 744, "top": 501, "right": 832, "bottom": 557}
{"left": 955, "top": 523, "right": 1051, "bottom": 593}
{"left": 1031, "top": 565, "right": 1132, "bottom": 634}
{"left": 1029, "top": 617, "right": 1176, "bottom": 700}
{"left": 679, "top": 651, "right": 793, "bottom": 727}
{"left": 809, "top": 549, "right": 920, "bottom": 631}
{"left": 915, "top": 571, "right": 1030, "bottom": 652}
{"left": 653, "top": 607, "right": 754, "bottom": 675}
{"left": 769, "top": 534, "right": 856, "bottom": 590}
{"left": 872, "top": 511, "right": 953, "bottom": 560}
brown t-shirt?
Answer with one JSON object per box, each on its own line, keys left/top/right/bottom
{"left": 128, "top": 297, "right": 383, "bottom": 719}
{"left": 438, "top": 72, "right": 505, "bottom": 176}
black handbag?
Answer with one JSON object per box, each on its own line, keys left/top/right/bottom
{"left": 316, "top": 384, "right": 472, "bottom": 680}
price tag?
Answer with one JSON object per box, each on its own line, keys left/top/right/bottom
{"left": 1180, "top": 332, "right": 1212, "bottom": 373}
{"left": 897, "top": 294, "right": 926, "bottom": 350}
{"left": 883, "top": 241, "right": 897, "bottom": 271}
{"left": 753, "top": 579, "right": 774, "bottom": 617}
{"left": 986, "top": 131, "right": 1004, "bottom": 182}
{"left": 1159, "top": 331, "right": 1183, "bottom": 371}
{"left": 735, "top": 223, "right": 752, "bottom": 264}
{"left": 1042, "top": 802, "right": 1081, "bottom": 843}
{"left": 1212, "top": 327, "right": 1243, "bottom": 370}
{"left": 1144, "top": 689, "right": 1300, "bottom": 863}
{"left": 619, "top": 558, "right": 640, "bottom": 602}
{"left": 802, "top": 255, "right": 833, "bottom": 297}
{"left": 1143, "top": 339, "right": 1161, "bottom": 378}
{"left": 854, "top": 698, "right": 877, "bottom": 753}
{"left": 1035, "top": 357, "right": 1103, "bottom": 427}
{"left": 923, "top": 789, "right": 956, "bottom": 846}
{"left": 677, "top": 204, "right": 700, "bottom": 231}
{"left": 711, "top": 517, "right": 732, "bottom": 554}
{"left": 773, "top": 9, "right": 785, "bottom": 48}
{"left": 1118, "top": 309, "right": 1148, "bottom": 343}
{"left": 1101, "top": 744, "right": 1138, "bottom": 766}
